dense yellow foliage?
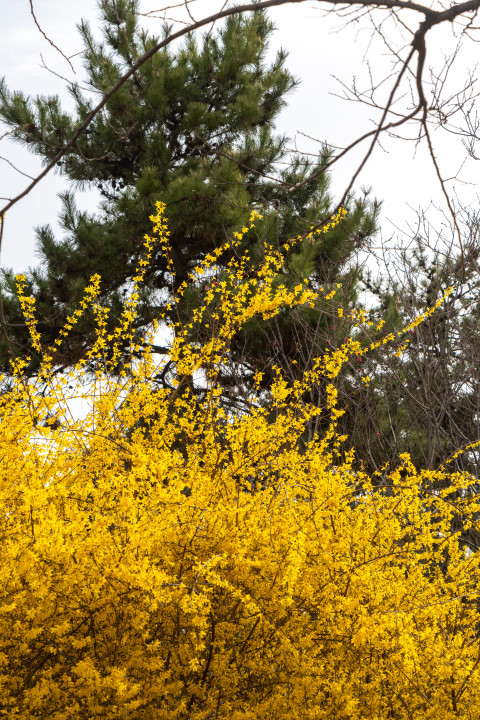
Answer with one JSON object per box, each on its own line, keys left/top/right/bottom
{"left": 1, "top": 204, "right": 480, "bottom": 719}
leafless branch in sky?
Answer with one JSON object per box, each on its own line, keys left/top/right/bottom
{"left": 29, "top": 0, "right": 76, "bottom": 72}
{"left": 2, "top": 0, "right": 480, "bottom": 261}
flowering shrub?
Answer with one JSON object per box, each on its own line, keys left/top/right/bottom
{"left": 1, "top": 204, "right": 480, "bottom": 719}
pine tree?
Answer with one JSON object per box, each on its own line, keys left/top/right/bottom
{"left": 0, "top": 0, "right": 378, "bottom": 383}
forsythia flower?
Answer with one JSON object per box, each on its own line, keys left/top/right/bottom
{"left": 0, "top": 203, "right": 478, "bottom": 720}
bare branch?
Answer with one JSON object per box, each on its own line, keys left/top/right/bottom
{"left": 0, "top": 156, "right": 34, "bottom": 180}
{"left": 2, "top": 0, "right": 480, "bottom": 255}
{"left": 424, "top": 121, "right": 465, "bottom": 277}
{"left": 29, "top": 0, "right": 76, "bottom": 73}
{"left": 39, "top": 54, "right": 102, "bottom": 96}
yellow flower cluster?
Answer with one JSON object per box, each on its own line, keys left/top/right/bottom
{"left": 284, "top": 206, "right": 347, "bottom": 251}
{"left": 1, "top": 204, "right": 479, "bottom": 719}
{"left": 16, "top": 274, "right": 103, "bottom": 372}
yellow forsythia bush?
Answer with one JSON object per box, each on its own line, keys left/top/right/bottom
{"left": 1, "top": 204, "right": 480, "bottom": 719}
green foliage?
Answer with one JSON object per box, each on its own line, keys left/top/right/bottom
{"left": 0, "top": 0, "right": 378, "bottom": 379}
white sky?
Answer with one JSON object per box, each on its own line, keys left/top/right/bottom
{"left": 1, "top": 0, "right": 479, "bottom": 273}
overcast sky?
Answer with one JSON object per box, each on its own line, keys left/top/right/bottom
{"left": 1, "top": 0, "right": 479, "bottom": 274}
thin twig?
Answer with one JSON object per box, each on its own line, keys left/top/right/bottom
{"left": 29, "top": 0, "right": 76, "bottom": 73}
{"left": 2, "top": 0, "right": 480, "bottom": 255}
{"left": 0, "top": 155, "right": 35, "bottom": 180}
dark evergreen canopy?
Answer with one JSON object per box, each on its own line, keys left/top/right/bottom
{"left": 0, "top": 0, "right": 378, "bottom": 378}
